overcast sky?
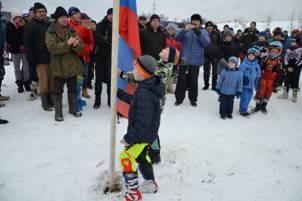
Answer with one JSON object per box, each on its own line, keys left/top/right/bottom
{"left": 2, "top": 0, "right": 302, "bottom": 23}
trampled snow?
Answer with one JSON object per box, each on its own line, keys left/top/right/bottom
{"left": 0, "top": 62, "right": 302, "bottom": 201}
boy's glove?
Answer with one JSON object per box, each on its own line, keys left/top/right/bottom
{"left": 216, "top": 89, "right": 221, "bottom": 96}
{"left": 236, "top": 92, "right": 241, "bottom": 99}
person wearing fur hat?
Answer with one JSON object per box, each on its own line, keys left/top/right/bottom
{"left": 140, "top": 14, "right": 166, "bottom": 61}
{"left": 216, "top": 56, "right": 243, "bottom": 119}
{"left": 117, "top": 55, "right": 165, "bottom": 201}
{"left": 253, "top": 41, "right": 283, "bottom": 114}
{"left": 24, "top": 2, "right": 53, "bottom": 111}
{"left": 165, "top": 22, "right": 181, "bottom": 93}
{"left": 45, "top": 6, "right": 84, "bottom": 121}
{"left": 278, "top": 38, "right": 302, "bottom": 102}
{"left": 6, "top": 9, "right": 31, "bottom": 93}
{"left": 203, "top": 21, "right": 222, "bottom": 90}
{"left": 68, "top": 7, "right": 94, "bottom": 100}
{"left": 239, "top": 47, "right": 261, "bottom": 116}
{"left": 175, "top": 13, "right": 210, "bottom": 106}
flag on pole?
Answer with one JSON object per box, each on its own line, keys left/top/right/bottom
{"left": 116, "top": 0, "right": 141, "bottom": 118}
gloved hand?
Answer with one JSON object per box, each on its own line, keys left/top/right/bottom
{"left": 216, "top": 89, "right": 221, "bottom": 96}
{"left": 236, "top": 92, "right": 241, "bottom": 99}
{"left": 194, "top": 28, "right": 201, "bottom": 36}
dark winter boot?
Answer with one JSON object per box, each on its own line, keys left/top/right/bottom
{"left": 123, "top": 172, "right": 142, "bottom": 201}
{"left": 15, "top": 80, "right": 24, "bottom": 93}
{"left": 53, "top": 95, "right": 63, "bottom": 121}
{"left": 292, "top": 89, "right": 299, "bottom": 103}
{"left": 0, "top": 118, "right": 9, "bottom": 124}
{"left": 47, "top": 92, "right": 54, "bottom": 107}
{"left": 93, "top": 95, "right": 101, "bottom": 109}
{"left": 24, "top": 80, "right": 31, "bottom": 92}
{"left": 40, "top": 93, "right": 53, "bottom": 111}
{"left": 261, "top": 98, "right": 269, "bottom": 114}
{"left": 68, "top": 92, "right": 82, "bottom": 117}
{"left": 252, "top": 98, "right": 262, "bottom": 113}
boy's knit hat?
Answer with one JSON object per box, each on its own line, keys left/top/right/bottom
{"left": 247, "top": 46, "right": 259, "bottom": 56}
{"left": 150, "top": 14, "right": 160, "bottom": 22}
{"left": 135, "top": 55, "right": 158, "bottom": 78}
{"left": 228, "top": 56, "right": 239, "bottom": 66}
{"left": 168, "top": 47, "right": 181, "bottom": 66}
{"left": 107, "top": 8, "right": 113, "bottom": 16}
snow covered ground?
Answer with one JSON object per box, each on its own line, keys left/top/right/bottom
{"left": 1, "top": 63, "right": 302, "bottom": 201}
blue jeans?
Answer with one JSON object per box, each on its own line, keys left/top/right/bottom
{"left": 240, "top": 88, "right": 253, "bottom": 113}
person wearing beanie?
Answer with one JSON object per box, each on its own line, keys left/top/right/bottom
{"left": 165, "top": 22, "right": 181, "bottom": 93}
{"left": 138, "top": 15, "right": 147, "bottom": 30}
{"left": 253, "top": 31, "right": 269, "bottom": 64}
{"left": 6, "top": 7, "right": 31, "bottom": 93}
{"left": 94, "top": 8, "right": 113, "bottom": 109}
{"left": 139, "top": 13, "right": 165, "bottom": 61}
{"left": 217, "top": 28, "right": 239, "bottom": 75}
{"left": 24, "top": 1, "right": 51, "bottom": 107}
{"left": 239, "top": 47, "right": 261, "bottom": 116}
{"left": 278, "top": 38, "right": 302, "bottom": 102}
{"left": 117, "top": 55, "right": 165, "bottom": 200}
{"left": 241, "top": 21, "right": 259, "bottom": 54}
{"left": 68, "top": 6, "right": 94, "bottom": 102}
{"left": 45, "top": 6, "right": 84, "bottom": 121}
{"left": 216, "top": 56, "right": 243, "bottom": 119}
{"left": 204, "top": 20, "right": 222, "bottom": 90}
{"left": 174, "top": 13, "right": 210, "bottom": 106}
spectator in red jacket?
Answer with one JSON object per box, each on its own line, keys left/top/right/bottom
{"left": 68, "top": 7, "right": 94, "bottom": 99}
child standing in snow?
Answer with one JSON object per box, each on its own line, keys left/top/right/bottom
{"left": 253, "top": 41, "right": 283, "bottom": 114}
{"left": 278, "top": 38, "right": 302, "bottom": 102}
{"left": 239, "top": 47, "right": 261, "bottom": 116}
{"left": 117, "top": 55, "right": 165, "bottom": 201}
{"left": 216, "top": 57, "right": 243, "bottom": 119}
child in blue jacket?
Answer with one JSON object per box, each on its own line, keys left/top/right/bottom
{"left": 239, "top": 47, "right": 261, "bottom": 116}
{"left": 216, "top": 57, "right": 243, "bottom": 119}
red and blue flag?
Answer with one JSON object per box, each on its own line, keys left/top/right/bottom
{"left": 117, "top": 0, "right": 141, "bottom": 118}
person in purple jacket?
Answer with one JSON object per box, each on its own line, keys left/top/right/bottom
{"left": 175, "top": 14, "right": 210, "bottom": 107}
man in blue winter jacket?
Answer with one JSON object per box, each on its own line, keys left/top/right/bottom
{"left": 175, "top": 14, "right": 210, "bottom": 107}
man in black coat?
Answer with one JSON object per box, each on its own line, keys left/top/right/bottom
{"left": 241, "top": 21, "right": 259, "bottom": 54}
{"left": 24, "top": 2, "right": 53, "bottom": 111}
{"left": 93, "top": 8, "right": 113, "bottom": 109}
{"left": 139, "top": 14, "right": 166, "bottom": 60}
{"left": 203, "top": 21, "right": 221, "bottom": 90}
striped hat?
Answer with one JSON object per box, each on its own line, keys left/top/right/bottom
{"left": 134, "top": 55, "right": 158, "bottom": 78}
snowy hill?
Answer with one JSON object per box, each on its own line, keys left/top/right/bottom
{"left": 0, "top": 63, "right": 302, "bottom": 201}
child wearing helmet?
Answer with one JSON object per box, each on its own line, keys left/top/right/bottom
{"left": 253, "top": 41, "right": 283, "bottom": 114}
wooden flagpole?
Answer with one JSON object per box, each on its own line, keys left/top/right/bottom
{"left": 108, "top": 0, "right": 120, "bottom": 192}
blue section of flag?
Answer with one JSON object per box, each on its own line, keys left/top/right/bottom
{"left": 118, "top": 36, "right": 135, "bottom": 90}
{"left": 120, "top": 0, "right": 137, "bottom": 13}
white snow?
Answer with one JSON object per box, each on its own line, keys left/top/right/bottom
{"left": 1, "top": 62, "right": 302, "bottom": 201}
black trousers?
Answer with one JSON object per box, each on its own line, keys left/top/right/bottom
{"left": 175, "top": 65, "right": 200, "bottom": 103}
{"left": 219, "top": 94, "right": 235, "bottom": 115}
{"left": 53, "top": 76, "right": 77, "bottom": 95}
{"left": 285, "top": 66, "right": 302, "bottom": 91}
{"left": 203, "top": 56, "right": 218, "bottom": 88}
{"left": 95, "top": 56, "right": 111, "bottom": 99}
{"left": 137, "top": 145, "right": 154, "bottom": 180}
